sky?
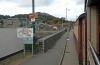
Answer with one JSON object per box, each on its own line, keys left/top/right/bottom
{"left": 0, "top": 0, "right": 85, "bottom": 21}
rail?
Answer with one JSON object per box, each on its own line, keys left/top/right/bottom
{"left": 88, "top": 40, "right": 100, "bottom": 65}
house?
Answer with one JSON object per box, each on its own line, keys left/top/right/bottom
{"left": 2, "top": 18, "right": 28, "bottom": 28}
{"left": 2, "top": 18, "right": 19, "bottom": 28}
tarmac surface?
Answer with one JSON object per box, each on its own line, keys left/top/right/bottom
{"left": 20, "top": 30, "right": 79, "bottom": 65}
{"left": 20, "top": 31, "right": 68, "bottom": 65}
{"left": 61, "top": 30, "right": 79, "bottom": 65}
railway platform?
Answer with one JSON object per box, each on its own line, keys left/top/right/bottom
{"left": 9, "top": 30, "right": 79, "bottom": 65}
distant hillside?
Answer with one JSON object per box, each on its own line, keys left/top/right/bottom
{"left": 36, "top": 12, "right": 56, "bottom": 18}
{"left": 37, "top": 12, "right": 52, "bottom": 16}
{"left": 36, "top": 12, "right": 58, "bottom": 24}
{"left": 0, "top": 12, "right": 71, "bottom": 24}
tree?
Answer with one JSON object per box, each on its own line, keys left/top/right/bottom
{"left": 70, "top": 22, "right": 74, "bottom": 27}
{"left": 42, "top": 19, "right": 47, "bottom": 23}
{"left": 4, "top": 15, "right": 10, "bottom": 19}
{"left": 56, "top": 21, "right": 61, "bottom": 27}
{"left": 52, "top": 19, "right": 58, "bottom": 24}
{"left": 0, "top": 18, "right": 4, "bottom": 25}
{"left": 0, "top": 12, "right": 72, "bottom": 25}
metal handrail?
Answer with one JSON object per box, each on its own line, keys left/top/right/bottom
{"left": 88, "top": 40, "right": 100, "bottom": 65}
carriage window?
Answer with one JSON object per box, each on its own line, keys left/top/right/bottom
{"left": 98, "top": 6, "right": 100, "bottom": 54}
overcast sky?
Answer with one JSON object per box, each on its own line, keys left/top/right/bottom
{"left": 0, "top": 0, "right": 85, "bottom": 21}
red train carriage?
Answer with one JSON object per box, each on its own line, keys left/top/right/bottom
{"left": 73, "top": 13, "right": 87, "bottom": 65}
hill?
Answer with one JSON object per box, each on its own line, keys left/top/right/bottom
{"left": 0, "top": 12, "right": 71, "bottom": 24}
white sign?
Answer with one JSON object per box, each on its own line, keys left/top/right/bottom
{"left": 17, "top": 28, "right": 33, "bottom": 38}
{"left": 31, "top": 18, "right": 35, "bottom": 22}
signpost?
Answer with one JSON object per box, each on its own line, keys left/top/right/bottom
{"left": 22, "top": 37, "right": 33, "bottom": 55}
{"left": 19, "top": 0, "right": 38, "bottom": 55}
{"left": 17, "top": 0, "right": 38, "bottom": 55}
{"left": 17, "top": 28, "right": 33, "bottom": 55}
{"left": 31, "top": 0, "right": 38, "bottom": 55}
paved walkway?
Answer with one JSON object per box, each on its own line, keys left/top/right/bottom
{"left": 20, "top": 32, "right": 69, "bottom": 65}
{"left": 20, "top": 30, "right": 79, "bottom": 65}
{"left": 61, "top": 30, "right": 79, "bottom": 65}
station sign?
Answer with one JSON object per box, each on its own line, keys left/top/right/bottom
{"left": 29, "top": 13, "right": 38, "bottom": 18}
{"left": 17, "top": 28, "right": 33, "bottom": 38}
{"left": 22, "top": 37, "right": 33, "bottom": 44}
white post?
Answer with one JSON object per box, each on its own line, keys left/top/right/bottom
{"left": 26, "top": 18, "right": 27, "bottom": 28}
{"left": 66, "top": 8, "right": 67, "bottom": 21}
{"left": 24, "top": 44, "right": 25, "bottom": 55}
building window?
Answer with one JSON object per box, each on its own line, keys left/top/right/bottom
{"left": 19, "top": 20, "right": 26, "bottom": 27}
{"left": 0, "top": 23, "right": 3, "bottom": 28}
{"left": 7, "top": 21, "right": 13, "bottom": 25}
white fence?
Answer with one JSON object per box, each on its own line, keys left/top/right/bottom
{"left": 0, "top": 28, "right": 24, "bottom": 58}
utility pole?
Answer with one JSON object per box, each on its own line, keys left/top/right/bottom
{"left": 32, "top": 0, "right": 36, "bottom": 54}
{"left": 62, "top": 18, "right": 63, "bottom": 29}
{"left": 76, "top": 15, "right": 77, "bottom": 19}
{"left": 66, "top": 8, "right": 67, "bottom": 21}
{"left": 66, "top": 8, "right": 70, "bottom": 22}
{"left": 66, "top": 8, "right": 70, "bottom": 30}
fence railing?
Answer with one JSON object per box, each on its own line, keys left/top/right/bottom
{"left": 87, "top": 40, "right": 100, "bottom": 65}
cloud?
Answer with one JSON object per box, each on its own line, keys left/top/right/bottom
{"left": 17, "top": 0, "right": 32, "bottom": 8}
{"left": 0, "top": 0, "right": 56, "bottom": 8}
{"left": 0, "top": 1, "right": 31, "bottom": 15}
{"left": 18, "top": 0, "right": 56, "bottom": 8}
{"left": 35, "top": 0, "right": 84, "bottom": 21}
{"left": 35, "top": 0, "right": 56, "bottom": 7}
{"left": 76, "top": 0, "right": 84, "bottom": 5}
{"left": 0, "top": 0, "right": 84, "bottom": 21}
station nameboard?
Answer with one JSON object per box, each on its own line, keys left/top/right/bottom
{"left": 22, "top": 37, "right": 33, "bottom": 44}
{"left": 17, "top": 28, "right": 33, "bottom": 38}
{"left": 29, "top": 13, "right": 38, "bottom": 18}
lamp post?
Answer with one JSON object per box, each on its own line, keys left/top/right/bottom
{"left": 62, "top": 18, "right": 63, "bottom": 29}
{"left": 76, "top": 15, "right": 77, "bottom": 19}
{"left": 32, "top": 0, "right": 36, "bottom": 54}
{"left": 66, "top": 8, "right": 70, "bottom": 22}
